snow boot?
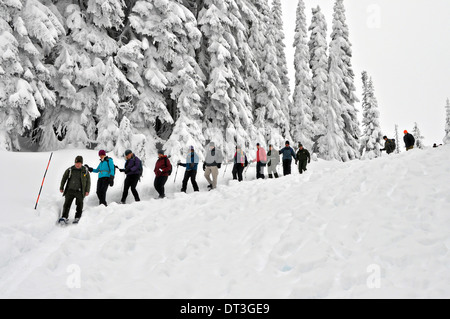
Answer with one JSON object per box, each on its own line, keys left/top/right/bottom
{"left": 72, "top": 218, "right": 80, "bottom": 224}
{"left": 268, "top": 174, "right": 273, "bottom": 179}
{"left": 58, "top": 217, "right": 69, "bottom": 225}
{"left": 274, "top": 173, "right": 279, "bottom": 178}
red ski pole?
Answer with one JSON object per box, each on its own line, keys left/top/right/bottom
{"left": 34, "top": 152, "right": 53, "bottom": 210}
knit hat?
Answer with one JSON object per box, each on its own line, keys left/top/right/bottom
{"left": 383, "top": 136, "right": 388, "bottom": 139}
{"left": 298, "top": 143, "right": 303, "bottom": 147}
{"left": 124, "top": 150, "right": 132, "bottom": 156}
{"left": 404, "top": 130, "right": 408, "bottom": 134}
{"left": 75, "top": 156, "right": 83, "bottom": 164}
{"left": 285, "top": 141, "right": 290, "bottom": 145}
{"left": 157, "top": 149, "right": 165, "bottom": 155}
{"left": 98, "top": 150, "right": 106, "bottom": 156}
{"left": 190, "top": 145, "right": 194, "bottom": 151}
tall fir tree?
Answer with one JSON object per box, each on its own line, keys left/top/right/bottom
{"left": 198, "top": 0, "right": 256, "bottom": 158}
{"left": 308, "top": 6, "right": 328, "bottom": 152}
{"left": 291, "top": 0, "right": 314, "bottom": 150}
{"left": 412, "top": 122, "right": 425, "bottom": 149}
{"left": 395, "top": 124, "right": 401, "bottom": 153}
{"left": 444, "top": 98, "right": 450, "bottom": 144}
{"left": 330, "top": 0, "right": 360, "bottom": 158}
{"left": 0, "top": 0, "right": 63, "bottom": 151}
{"left": 359, "top": 72, "right": 383, "bottom": 159}
{"left": 271, "top": 0, "right": 292, "bottom": 140}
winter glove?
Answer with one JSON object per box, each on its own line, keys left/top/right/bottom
{"left": 109, "top": 176, "right": 114, "bottom": 187}
{"left": 217, "top": 163, "right": 222, "bottom": 169}
{"left": 177, "top": 163, "right": 181, "bottom": 166}
{"left": 84, "top": 164, "right": 93, "bottom": 172}
{"left": 203, "top": 163, "right": 206, "bottom": 171}
{"left": 308, "top": 160, "right": 311, "bottom": 164}
{"left": 295, "top": 161, "right": 298, "bottom": 165}
{"left": 119, "top": 168, "right": 125, "bottom": 173}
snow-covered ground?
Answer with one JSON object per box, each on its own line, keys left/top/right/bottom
{"left": 0, "top": 146, "right": 449, "bottom": 298}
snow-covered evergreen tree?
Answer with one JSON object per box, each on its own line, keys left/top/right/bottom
{"left": 331, "top": 0, "right": 360, "bottom": 154}
{"left": 395, "top": 124, "right": 401, "bottom": 154}
{"left": 330, "top": 0, "right": 360, "bottom": 158}
{"left": 40, "top": 0, "right": 124, "bottom": 150}
{"left": 0, "top": 0, "right": 63, "bottom": 151}
{"left": 444, "top": 98, "right": 450, "bottom": 144}
{"left": 271, "top": 0, "right": 292, "bottom": 140}
{"left": 308, "top": 6, "right": 328, "bottom": 152}
{"left": 412, "top": 122, "right": 425, "bottom": 149}
{"left": 291, "top": 0, "right": 314, "bottom": 150}
{"left": 198, "top": 0, "right": 256, "bottom": 158}
{"left": 359, "top": 72, "right": 383, "bottom": 159}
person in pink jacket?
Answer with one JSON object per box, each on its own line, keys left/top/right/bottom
{"left": 251, "top": 143, "right": 267, "bottom": 179}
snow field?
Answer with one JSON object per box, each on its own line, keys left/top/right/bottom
{"left": 0, "top": 146, "right": 449, "bottom": 298}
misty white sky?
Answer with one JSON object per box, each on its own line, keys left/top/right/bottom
{"left": 280, "top": 0, "right": 450, "bottom": 146}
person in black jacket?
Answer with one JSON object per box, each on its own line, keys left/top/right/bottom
{"left": 403, "top": 130, "right": 415, "bottom": 151}
{"left": 380, "top": 136, "right": 396, "bottom": 154}
{"left": 295, "top": 144, "right": 311, "bottom": 174}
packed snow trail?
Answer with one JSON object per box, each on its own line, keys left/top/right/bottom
{"left": 0, "top": 147, "right": 449, "bottom": 298}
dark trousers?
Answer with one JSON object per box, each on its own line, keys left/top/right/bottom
{"left": 96, "top": 177, "right": 109, "bottom": 206}
{"left": 154, "top": 176, "right": 168, "bottom": 198}
{"left": 298, "top": 161, "right": 308, "bottom": 174}
{"left": 62, "top": 190, "right": 84, "bottom": 219}
{"left": 121, "top": 174, "right": 140, "bottom": 203}
{"left": 283, "top": 159, "right": 292, "bottom": 176}
{"left": 256, "top": 162, "right": 265, "bottom": 179}
{"left": 232, "top": 164, "right": 244, "bottom": 182}
{"left": 182, "top": 170, "right": 199, "bottom": 192}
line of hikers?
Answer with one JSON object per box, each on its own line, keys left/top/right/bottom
{"left": 58, "top": 141, "right": 310, "bottom": 224}
{"left": 59, "top": 129, "right": 416, "bottom": 224}
{"left": 380, "top": 130, "right": 416, "bottom": 154}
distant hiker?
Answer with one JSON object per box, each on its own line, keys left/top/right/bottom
{"left": 403, "top": 130, "right": 415, "bottom": 151}
{"left": 178, "top": 146, "right": 199, "bottom": 193}
{"left": 251, "top": 143, "right": 267, "bottom": 179}
{"left": 296, "top": 144, "right": 311, "bottom": 174}
{"left": 279, "top": 141, "right": 296, "bottom": 176}
{"left": 380, "top": 136, "right": 396, "bottom": 154}
{"left": 231, "top": 145, "right": 248, "bottom": 182}
{"left": 119, "top": 150, "right": 142, "bottom": 204}
{"left": 267, "top": 144, "right": 280, "bottom": 179}
{"left": 59, "top": 156, "right": 91, "bottom": 224}
{"left": 85, "top": 150, "right": 115, "bottom": 207}
{"left": 154, "top": 150, "right": 172, "bottom": 199}
{"left": 203, "top": 142, "right": 224, "bottom": 190}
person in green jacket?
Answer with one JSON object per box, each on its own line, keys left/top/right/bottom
{"left": 295, "top": 144, "right": 311, "bottom": 174}
{"left": 59, "top": 156, "right": 91, "bottom": 224}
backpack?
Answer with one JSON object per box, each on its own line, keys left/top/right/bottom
{"left": 389, "top": 139, "right": 396, "bottom": 152}
{"left": 105, "top": 157, "right": 116, "bottom": 176}
{"left": 164, "top": 157, "right": 172, "bottom": 176}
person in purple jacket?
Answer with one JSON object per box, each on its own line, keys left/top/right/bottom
{"left": 119, "top": 149, "right": 142, "bottom": 204}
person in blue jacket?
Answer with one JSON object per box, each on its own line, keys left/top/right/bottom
{"left": 278, "top": 141, "right": 296, "bottom": 176}
{"left": 178, "top": 146, "right": 200, "bottom": 193}
{"left": 85, "top": 150, "right": 115, "bottom": 206}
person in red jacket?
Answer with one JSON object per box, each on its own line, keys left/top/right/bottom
{"left": 251, "top": 143, "right": 267, "bottom": 179}
{"left": 154, "top": 150, "right": 172, "bottom": 199}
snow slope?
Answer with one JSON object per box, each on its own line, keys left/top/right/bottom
{"left": 0, "top": 146, "right": 449, "bottom": 298}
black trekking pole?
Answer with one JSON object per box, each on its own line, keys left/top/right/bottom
{"left": 174, "top": 163, "right": 179, "bottom": 183}
{"left": 35, "top": 152, "right": 53, "bottom": 210}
